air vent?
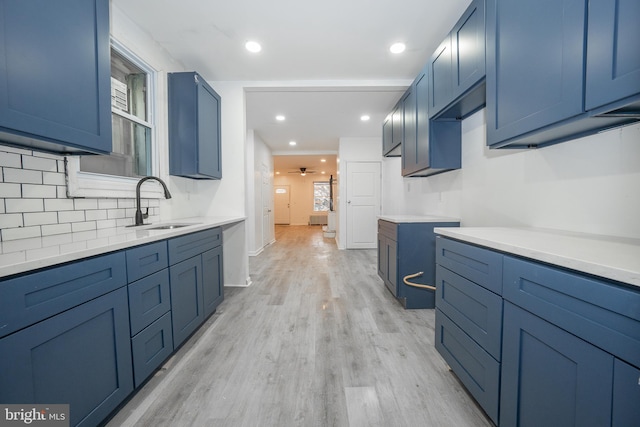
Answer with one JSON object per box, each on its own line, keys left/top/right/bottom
{"left": 111, "top": 77, "right": 128, "bottom": 112}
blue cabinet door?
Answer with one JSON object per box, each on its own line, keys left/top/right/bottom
{"left": 612, "top": 358, "right": 640, "bottom": 427}
{"left": 401, "top": 84, "right": 417, "bottom": 173}
{"left": 202, "top": 246, "right": 223, "bottom": 318}
{"left": 0, "top": 0, "right": 111, "bottom": 154}
{"left": 392, "top": 102, "right": 403, "bottom": 152}
{"left": 131, "top": 312, "right": 173, "bottom": 388}
{"left": 486, "top": 0, "right": 586, "bottom": 147}
{"left": 168, "top": 72, "right": 222, "bottom": 179}
{"left": 451, "top": 0, "right": 486, "bottom": 100}
{"left": 428, "top": 36, "right": 453, "bottom": 117}
{"left": 585, "top": 0, "right": 640, "bottom": 111}
{"left": 170, "top": 256, "right": 204, "bottom": 348}
{"left": 0, "top": 288, "right": 133, "bottom": 427}
{"left": 500, "top": 302, "right": 613, "bottom": 427}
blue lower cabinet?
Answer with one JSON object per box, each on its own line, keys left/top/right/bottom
{"left": 612, "top": 359, "right": 640, "bottom": 426}
{"left": 128, "top": 269, "right": 171, "bottom": 336}
{"left": 500, "top": 302, "right": 614, "bottom": 427}
{"left": 435, "top": 309, "right": 500, "bottom": 424}
{"left": 170, "top": 256, "right": 204, "bottom": 348}
{"left": 0, "top": 288, "right": 133, "bottom": 427}
{"left": 131, "top": 312, "right": 173, "bottom": 388}
{"left": 202, "top": 245, "right": 224, "bottom": 318}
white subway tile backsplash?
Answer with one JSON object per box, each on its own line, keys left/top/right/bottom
{"left": 41, "top": 223, "right": 72, "bottom": 236}
{"left": 74, "top": 199, "right": 98, "bottom": 210}
{"left": 0, "top": 150, "right": 166, "bottom": 242}
{"left": 43, "top": 172, "right": 66, "bottom": 185}
{"left": 22, "top": 155, "right": 58, "bottom": 172}
{"left": 1, "top": 226, "right": 42, "bottom": 241}
{"left": 22, "top": 184, "right": 57, "bottom": 199}
{"left": 71, "top": 221, "right": 97, "bottom": 232}
{"left": 0, "top": 183, "right": 21, "bottom": 198}
{"left": 58, "top": 210, "right": 86, "bottom": 223}
{"left": 44, "top": 198, "right": 74, "bottom": 211}
{"left": 98, "top": 199, "right": 118, "bottom": 209}
{"left": 0, "top": 153, "right": 22, "bottom": 168}
{"left": 0, "top": 213, "right": 24, "bottom": 228}
{"left": 85, "top": 210, "right": 108, "bottom": 221}
{"left": 23, "top": 212, "right": 58, "bottom": 226}
{"left": 5, "top": 198, "right": 44, "bottom": 213}
{"left": 3, "top": 168, "right": 42, "bottom": 184}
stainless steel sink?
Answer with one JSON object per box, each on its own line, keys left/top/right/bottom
{"left": 146, "top": 224, "right": 191, "bottom": 230}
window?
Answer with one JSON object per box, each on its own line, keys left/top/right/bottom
{"left": 313, "top": 181, "right": 330, "bottom": 212}
{"left": 66, "top": 39, "right": 160, "bottom": 198}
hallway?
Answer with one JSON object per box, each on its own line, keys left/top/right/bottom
{"left": 108, "top": 226, "right": 492, "bottom": 426}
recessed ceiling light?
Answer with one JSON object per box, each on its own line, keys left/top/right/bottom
{"left": 276, "top": 171, "right": 280, "bottom": 175}
{"left": 390, "top": 42, "right": 406, "bottom": 54}
{"left": 320, "top": 159, "right": 326, "bottom": 163}
{"left": 245, "top": 41, "right": 262, "bottom": 53}
{"left": 321, "top": 171, "right": 326, "bottom": 174}
{"left": 361, "top": 115, "right": 370, "bottom": 121}
{"left": 275, "top": 115, "right": 285, "bottom": 121}
{"left": 289, "top": 141, "right": 297, "bottom": 146}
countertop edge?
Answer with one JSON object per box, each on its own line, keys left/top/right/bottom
{"left": 378, "top": 215, "right": 460, "bottom": 224}
{"left": 0, "top": 216, "right": 246, "bottom": 279}
{"left": 434, "top": 227, "right": 640, "bottom": 288}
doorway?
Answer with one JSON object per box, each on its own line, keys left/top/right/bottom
{"left": 274, "top": 185, "right": 291, "bottom": 225}
{"left": 345, "top": 162, "right": 381, "bottom": 249}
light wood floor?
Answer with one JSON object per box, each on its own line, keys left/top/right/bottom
{"left": 107, "top": 225, "right": 493, "bottom": 427}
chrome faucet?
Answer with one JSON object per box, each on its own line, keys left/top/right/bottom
{"left": 134, "top": 176, "right": 172, "bottom": 226}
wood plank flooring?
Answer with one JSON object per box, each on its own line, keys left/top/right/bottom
{"left": 107, "top": 225, "right": 493, "bottom": 427}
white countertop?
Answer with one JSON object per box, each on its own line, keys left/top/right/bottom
{"left": 379, "top": 214, "right": 460, "bottom": 224}
{"left": 0, "top": 216, "right": 245, "bottom": 279}
{"left": 434, "top": 227, "right": 640, "bottom": 288}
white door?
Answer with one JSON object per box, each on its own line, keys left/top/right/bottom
{"left": 274, "top": 185, "right": 290, "bottom": 225}
{"left": 346, "top": 162, "right": 381, "bottom": 249}
{"left": 261, "top": 164, "right": 273, "bottom": 245}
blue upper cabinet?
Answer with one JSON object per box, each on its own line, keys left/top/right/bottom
{"left": 486, "top": 0, "right": 640, "bottom": 148}
{"left": 585, "top": 0, "right": 640, "bottom": 112}
{"left": 0, "top": 0, "right": 112, "bottom": 154}
{"left": 486, "top": 0, "right": 585, "bottom": 147}
{"left": 168, "top": 72, "right": 222, "bottom": 179}
{"left": 429, "top": 0, "right": 486, "bottom": 120}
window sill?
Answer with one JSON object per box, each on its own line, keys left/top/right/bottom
{"left": 65, "top": 156, "right": 164, "bottom": 199}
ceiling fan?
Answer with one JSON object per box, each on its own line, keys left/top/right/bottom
{"left": 288, "top": 167, "right": 316, "bottom": 176}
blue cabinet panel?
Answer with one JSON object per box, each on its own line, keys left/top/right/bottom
{"left": 451, "top": 0, "right": 486, "bottom": 100}
{"left": 170, "top": 256, "right": 204, "bottom": 348}
{"left": 168, "top": 227, "right": 222, "bottom": 265}
{"left": 126, "top": 241, "right": 168, "bottom": 283}
{"left": 131, "top": 312, "right": 173, "bottom": 388}
{"left": 0, "top": 288, "right": 133, "bottom": 427}
{"left": 435, "top": 309, "right": 500, "bottom": 424}
{"left": 435, "top": 265, "right": 503, "bottom": 360}
{"left": 428, "top": 36, "right": 453, "bottom": 117}
{"left": 0, "top": 0, "right": 111, "bottom": 154}
{"left": 612, "top": 358, "right": 640, "bottom": 427}
{"left": 401, "top": 85, "right": 416, "bottom": 170}
{"left": 0, "top": 252, "right": 127, "bottom": 338}
{"left": 168, "top": 72, "right": 222, "bottom": 179}
{"left": 128, "top": 269, "right": 171, "bottom": 336}
{"left": 503, "top": 256, "right": 640, "bottom": 368}
{"left": 436, "top": 236, "right": 503, "bottom": 294}
{"left": 486, "top": 0, "right": 586, "bottom": 146}
{"left": 382, "top": 116, "right": 394, "bottom": 156}
{"left": 202, "top": 246, "right": 224, "bottom": 318}
{"left": 500, "top": 302, "right": 613, "bottom": 427}
{"left": 586, "top": 0, "right": 640, "bottom": 111}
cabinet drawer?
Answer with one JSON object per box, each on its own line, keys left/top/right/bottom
{"left": 126, "top": 241, "right": 168, "bottom": 282}
{"left": 503, "top": 256, "right": 640, "bottom": 368}
{"left": 131, "top": 311, "right": 173, "bottom": 388}
{"left": 435, "top": 265, "right": 503, "bottom": 360}
{"left": 168, "top": 227, "right": 222, "bottom": 265}
{"left": 435, "top": 309, "right": 500, "bottom": 425}
{"left": 0, "top": 251, "right": 127, "bottom": 338}
{"left": 128, "top": 269, "right": 171, "bottom": 336}
{"left": 378, "top": 220, "right": 397, "bottom": 240}
{"left": 436, "top": 237, "right": 503, "bottom": 294}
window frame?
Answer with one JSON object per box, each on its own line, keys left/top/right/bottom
{"left": 66, "top": 38, "right": 161, "bottom": 199}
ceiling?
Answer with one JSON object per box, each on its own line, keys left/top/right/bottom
{"left": 112, "top": 0, "right": 472, "bottom": 155}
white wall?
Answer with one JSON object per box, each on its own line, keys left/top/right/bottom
{"left": 247, "top": 130, "right": 274, "bottom": 256}
{"left": 337, "top": 137, "right": 383, "bottom": 249}
{"left": 383, "top": 109, "right": 640, "bottom": 239}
